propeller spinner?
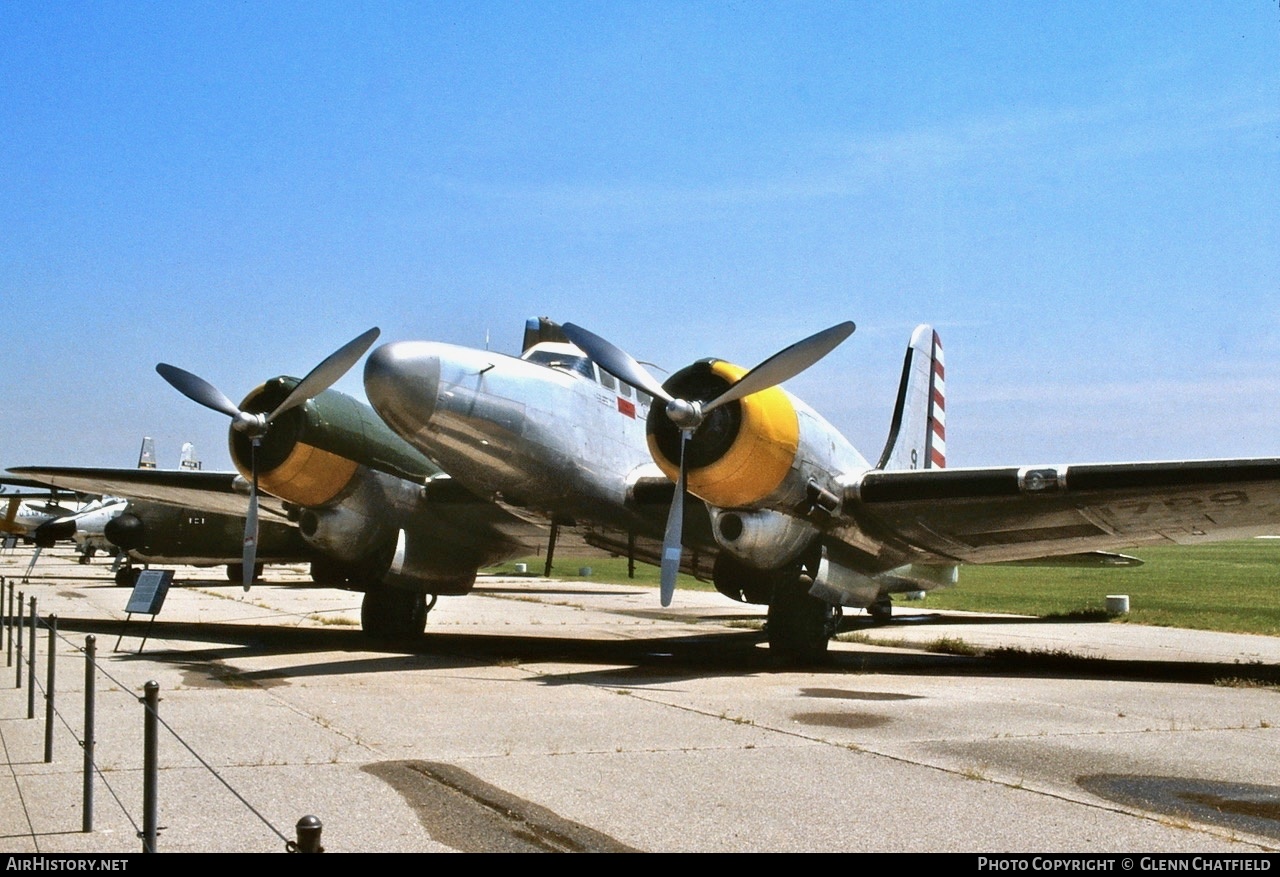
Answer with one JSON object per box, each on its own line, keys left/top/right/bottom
{"left": 156, "top": 327, "right": 381, "bottom": 589}
{"left": 562, "top": 321, "right": 855, "bottom": 606}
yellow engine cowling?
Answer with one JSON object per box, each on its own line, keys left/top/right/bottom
{"left": 646, "top": 360, "right": 800, "bottom": 510}
{"left": 646, "top": 358, "right": 871, "bottom": 524}
{"left": 229, "top": 378, "right": 364, "bottom": 509}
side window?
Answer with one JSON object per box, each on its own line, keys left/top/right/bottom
{"left": 598, "top": 369, "right": 617, "bottom": 391}
{"left": 618, "top": 381, "right": 632, "bottom": 398}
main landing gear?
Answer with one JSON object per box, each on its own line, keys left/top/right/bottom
{"left": 360, "top": 587, "right": 436, "bottom": 641}
{"left": 226, "top": 562, "right": 264, "bottom": 584}
{"left": 766, "top": 572, "right": 841, "bottom": 665}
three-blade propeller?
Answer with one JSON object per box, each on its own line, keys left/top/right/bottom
{"left": 156, "top": 327, "right": 381, "bottom": 590}
{"left": 561, "top": 321, "right": 855, "bottom": 606}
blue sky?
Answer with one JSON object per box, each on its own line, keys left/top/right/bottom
{"left": 2, "top": 2, "right": 1277, "bottom": 474}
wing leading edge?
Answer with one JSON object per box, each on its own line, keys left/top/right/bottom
{"left": 8, "top": 466, "right": 291, "bottom": 521}
{"left": 846, "top": 458, "right": 1280, "bottom": 564}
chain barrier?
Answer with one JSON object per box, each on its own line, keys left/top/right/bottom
{"left": 5, "top": 579, "right": 316, "bottom": 852}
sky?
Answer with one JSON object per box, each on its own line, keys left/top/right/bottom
{"left": 2, "top": 2, "right": 1278, "bottom": 475}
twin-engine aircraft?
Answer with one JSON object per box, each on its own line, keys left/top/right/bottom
{"left": 363, "top": 318, "right": 1280, "bottom": 661}
{"left": 13, "top": 318, "right": 1280, "bottom": 661}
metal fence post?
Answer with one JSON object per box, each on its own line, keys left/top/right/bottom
{"left": 44, "top": 614, "right": 57, "bottom": 762}
{"left": 83, "top": 635, "right": 95, "bottom": 833}
{"left": 292, "top": 815, "right": 324, "bottom": 853}
{"left": 142, "top": 680, "right": 159, "bottom": 853}
{"left": 15, "top": 589, "right": 22, "bottom": 688}
{"left": 27, "top": 596, "right": 36, "bottom": 719}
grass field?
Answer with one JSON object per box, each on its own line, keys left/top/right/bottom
{"left": 506, "top": 539, "right": 1280, "bottom": 637}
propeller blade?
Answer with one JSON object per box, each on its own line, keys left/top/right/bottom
{"left": 704, "top": 321, "right": 855, "bottom": 413}
{"left": 561, "top": 323, "right": 673, "bottom": 404}
{"left": 242, "top": 440, "right": 260, "bottom": 591}
{"left": 267, "top": 327, "right": 382, "bottom": 421}
{"left": 155, "top": 363, "right": 242, "bottom": 419}
{"left": 158, "top": 329, "right": 381, "bottom": 592}
{"left": 659, "top": 430, "right": 690, "bottom": 606}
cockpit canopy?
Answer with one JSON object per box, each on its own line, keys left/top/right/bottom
{"left": 522, "top": 343, "right": 654, "bottom": 407}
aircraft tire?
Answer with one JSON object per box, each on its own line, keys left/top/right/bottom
{"left": 868, "top": 596, "right": 893, "bottom": 624}
{"left": 310, "top": 557, "right": 350, "bottom": 587}
{"left": 226, "top": 563, "right": 265, "bottom": 584}
{"left": 766, "top": 575, "right": 832, "bottom": 665}
{"left": 115, "top": 567, "right": 140, "bottom": 588}
{"left": 361, "top": 588, "right": 429, "bottom": 641}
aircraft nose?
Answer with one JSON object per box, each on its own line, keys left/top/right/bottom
{"left": 364, "top": 341, "right": 441, "bottom": 439}
{"left": 35, "top": 519, "right": 75, "bottom": 547}
{"left": 104, "top": 513, "right": 144, "bottom": 550}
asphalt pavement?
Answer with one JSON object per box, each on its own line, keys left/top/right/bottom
{"left": 2, "top": 547, "right": 1279, "bottom": 853}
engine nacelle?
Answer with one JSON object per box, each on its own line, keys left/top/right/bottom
{"left": 807, "top": 542, "right": 959, "bottom": 608}
{"left": 384, "top": 529, "right": 478, "bottom": 595}
{"left": 230, "top": 376, "right": 434, "bottom": 509}
{"left": 647, "top": 359, "right": 868, "bottom": 516}
{"left": 709, "top": 506, "right": 817, "bottom": 569}
{"left": 298, "top": 491, "right": 391, "bottom": 560}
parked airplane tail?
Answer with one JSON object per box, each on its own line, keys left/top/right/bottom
{"left": 876, "top": 324, "right": 945, "bottom": 471}
{"left": 137, "top": 436, "right": 157, "bottom": 469}
{"left": 1, "top": 496, "right": 20, "bottom": 534}
{"left": 180, "top": 442, "right": 201, "bottom": 470}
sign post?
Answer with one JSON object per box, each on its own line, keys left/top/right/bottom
{"left": 115, "top": 570, "right": 174, "bottom": 653}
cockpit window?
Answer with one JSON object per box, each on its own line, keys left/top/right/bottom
{"left": 598, "top": 369, "right": 617, "bottom": 391}
{"left": 525, "top": 350, "right": 596, "bottom": 380}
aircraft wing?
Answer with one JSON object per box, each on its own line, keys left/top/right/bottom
{"left": 7, "top": 466, "right": 291, "bottom": 521}
{"left": 849, "top": 458, "right": 1280, "bottom": 565}
{"left": 1, "top": 476, "right": 65, "bottom": 491}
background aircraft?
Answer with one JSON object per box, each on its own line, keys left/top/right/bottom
{"left": 34, "top": 495, "right": 128, "bottom": 559}
{"left": 0, "top": 481, "right": 95, "bottom": 580}
{"left": 1, "top": 492, "right": 79, "bottom": 542}
{"left": 102, "top": 497, "right": 312, "bottom": 586}
{"left": 363, "top": 318, "right": 1280, "bottom": 662}
{"left": 14, "top": 438, "right": 211, "bottom": 582}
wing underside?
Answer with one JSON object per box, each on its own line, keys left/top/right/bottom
{"left": 8, "top": 466, "right": 291, "bottom": 521}
{"left": 848, "top": 458, "right": 1280, "bottom": 565}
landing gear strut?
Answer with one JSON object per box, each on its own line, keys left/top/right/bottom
{"left": 868, "top": 595, "right": 893, "bottom": 624}
{"left": 361, "top": 587, "right": 435, "bottom": 641}
{"left": 767, "top": 574, "right": 841, "bottom": 664}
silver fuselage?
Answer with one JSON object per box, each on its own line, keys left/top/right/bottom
{"left": 366, "top": 340, "right": 662, "bottom": 534}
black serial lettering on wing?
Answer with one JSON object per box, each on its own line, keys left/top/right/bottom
{"left": 1105, "top": 490, "right": 1250, "bottom": 517}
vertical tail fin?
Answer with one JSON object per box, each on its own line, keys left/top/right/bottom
{"left": 876, "top": 325, "right": 945, "bottom": 470}
{"left": 180, "top": 442, "right": 201, "bottom": 470}
{"left": 137, "top": 436, "right": 157, "bottom": 469}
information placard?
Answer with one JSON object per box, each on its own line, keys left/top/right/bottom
{"left": 125, "top": 569, "right": 173, "bottom": 615}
